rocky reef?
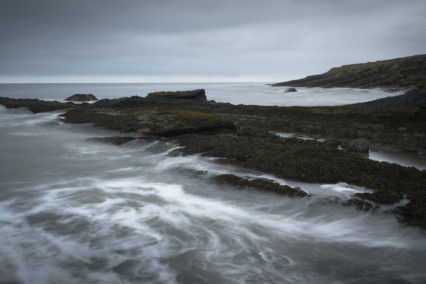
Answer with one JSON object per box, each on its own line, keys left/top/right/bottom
{"left": 0, "top": 88, "right": 425, "bottom": 228}
{"left": 272, "top": 54, "right": 426, "bottom": 91}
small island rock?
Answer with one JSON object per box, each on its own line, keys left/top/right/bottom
{"left": 285, "top": 87, "right": 297, "bottom": 93}
{"left": 65, "top": 94, "right": 98, "bottom": 102}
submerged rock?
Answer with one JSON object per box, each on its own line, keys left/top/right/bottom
{"left": 65, "top": 94, "right": 98, "bottom": 102}
{"left": 146, "top": 89, "right": 207, "bottom": 101}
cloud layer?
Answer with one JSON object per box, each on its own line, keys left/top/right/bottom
{"left": 1, "top": 0, "right": 425, "bottom": 82}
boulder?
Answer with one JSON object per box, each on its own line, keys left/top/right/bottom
{"left": 65, "top": 94, "right": 98, "bottom": 102}
{"left": 285, "top": 87, "right": 297, "bottom": 93}
{"left": 146, "top": 89, "right": 206, "bottom": 101}
{"left": 344, "top": 138, "right": 370, "bottom": 152}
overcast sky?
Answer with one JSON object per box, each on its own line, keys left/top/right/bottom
{"left": 0, "top": 0, "right": 425, "bottom": 83}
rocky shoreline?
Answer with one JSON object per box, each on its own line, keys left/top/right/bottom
{"left": 1, "top": 89, "right": 425, "bottom": 228}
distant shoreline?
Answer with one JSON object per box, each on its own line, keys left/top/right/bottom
{"left": 272, "top": 54, "right": 426, "bottom": 91}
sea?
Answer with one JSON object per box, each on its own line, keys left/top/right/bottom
{"left": 1, "top": 83, "right": 425, "bottom": 284}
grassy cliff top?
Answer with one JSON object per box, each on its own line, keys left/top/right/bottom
{"left": 273, "top": 54, "right": 426, "bottom": 90}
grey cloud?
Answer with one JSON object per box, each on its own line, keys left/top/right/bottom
{"left": 0, "top": 0, "right": 425, "bottom": 81}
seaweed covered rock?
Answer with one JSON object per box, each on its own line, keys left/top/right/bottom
{"left": 146, "top": 110, "right": 236, "bottom": 136}
{"left": 61, "top": 108, "right": 139, "bottom": 133}
{"left": 146, "top": 89, "right": 206, "bottom": 101}
{"left": 65, "top": 94, "right": 98, "bottom": 102}
{"left": 214, "top": 174, "right": 308, "bottom": 197}
{"left": 0, "top": 97, "right": 70, "bottom": 113}
{"left": 343, "top": 138, "right": 370, "bottom": 152}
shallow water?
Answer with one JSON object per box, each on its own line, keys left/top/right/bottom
{"left": 0, "top": 82, "right": 401, "bottom": 106}
{"left": 369, "top": 150, "right": 426, "bottom": 171}
{"left": 1, "top": 106, "right": 426, "bottom": 284}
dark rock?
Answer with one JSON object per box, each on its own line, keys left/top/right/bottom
{"left": 365, "top": 90, "right": 426, "bottom": 111}
{"left": 65, "top": 94, "right": 98, "bottom": 102}
{"left": 213, "top": 174, "right": 308, "bottom": 197}
{"left": 88, "top": 136, "right": 137, "bottom": 145}
{"left": 0, "top": 97, "right": 69, "bottom": 113}
{"left": 285, "top": 87, "right": 297, "bottom": 93}
{"left": 147, "top": 120, "right": 236, "bottom": 137}
{"left": 343, "top": 138, "right": 370, "bottom": 152}
{"left": 61, "top": 109, "right": 139, "bottom": 133}
{"left": 92, "top": 96, "right": 147, "bottom": 108}
{"left": 146, "top": 89, "right": 206, "bottom": 101}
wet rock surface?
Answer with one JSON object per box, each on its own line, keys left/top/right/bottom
{"left": 1, "top": 88, "right": 425, "bottom": 228}
{"left": 343, "top": 138, "right": 370, "bottom": 152}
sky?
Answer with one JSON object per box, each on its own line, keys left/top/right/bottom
{"left": 0, "top": 0, "right": 425, "bottom": 83}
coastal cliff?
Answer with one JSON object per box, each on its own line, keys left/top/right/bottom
{"left": 272, "top": 54, "right": 426, "bottom": 90}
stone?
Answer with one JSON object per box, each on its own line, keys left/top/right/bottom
{"left": 285, "top": 87, "right": 297, "bottom": 93}
{"left": 65, "top": 94, "right": 98, "bottom": 102}
{"left": 344, "top": 138, "right": 370, "bottom": 152}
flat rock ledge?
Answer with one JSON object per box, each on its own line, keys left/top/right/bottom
{"left": 146, "top": 89, "right": 207, "bottom": 101}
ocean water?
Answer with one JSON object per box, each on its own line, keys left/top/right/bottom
{"left": 0, "top": 82, "right": 402, "bottom": 106}
{"left": 1, "top": 98, "right": 426, "bottom": 283}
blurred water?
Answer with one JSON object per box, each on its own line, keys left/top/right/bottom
{"left": 0, "top": 83, "right": 402, "bottom": 106}
{"left": 0, "top": 106, "right": 425, "bottom": 284}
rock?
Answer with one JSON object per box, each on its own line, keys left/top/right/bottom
{"left": 366, "top": 89, "right": 426, "bottom": 111}
{"left": 285, "top": 87, "right": 297, "bottom": 93}
{"left": 65, "top": 94, "right": 98, "bottom": 102}
{"left": 357, "top": 130, "right": 370, "bottom": 138}
{"left": 344, "top": 138, "right": 370, "bottom": 152}
{"left": 397, "top": 127, "right": 407, "bottom": 132}
{"left": 88, "top": 136, "right": 137, "bottom": 145}
{"left": 146, "top": 89, "right": 207, "bottom": 101}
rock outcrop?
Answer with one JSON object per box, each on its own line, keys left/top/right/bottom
{"left": 65, "top": 94, "right": 98, "bottom": 102}
{"left": 285, "top": 87, "right": 297, "bottom": 93}
{"left": 146, "top": 89, "right": 207, "bottom": 101}
{"left": 272, "top": 54, "right": 426, "bottom": 90}
{"left": 365, "top": 89, "right": 426, "bottom": 111}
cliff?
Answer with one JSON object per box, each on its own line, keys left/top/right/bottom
{"left": 272, "top": 54, "right": 426, "bottom": 90}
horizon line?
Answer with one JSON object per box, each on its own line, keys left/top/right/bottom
{"left": 0, "top": 75, "right": 296, "bottom": 84}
